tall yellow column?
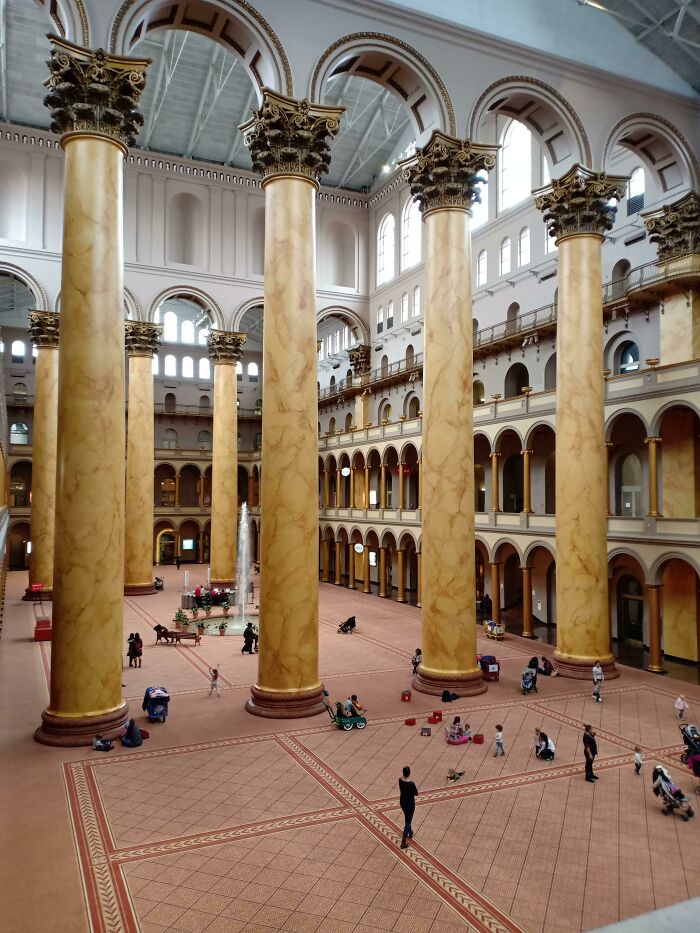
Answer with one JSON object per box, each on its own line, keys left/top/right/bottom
{"left": 347, "top": 543, "right": 355, "bottom": 589}
{"left": 349, "top": 466, "right": 355, "bottom": 509}
{"left": 321, "top": 539, "right": 330, "bottom": 583}
{"left": 36, "top": 38, "right": 149, "bottom": 746}
{"left": 25, "top": 312, "right": 60, "bottom": 600}
{"left": 521, "top": 565, "right": 535, "bottom": 638}
{"left": 334, "top": 542, "right": 342, "bottom": 584}
{"left": 416, "top": 552, "right": 422, "bottom": 608}
{"left": 396, "top": 548, "right": 406, "bottom": 603}
{"left": 364, "top": 466, "right": 370, "bottom": 508}
{"left": 645, "top": 583, "right": 665, "bottom": 673}
{"left": 645, "top": 436, "right": 662, "bottom": 517}
{"left": 490, "top": 452, "right": 501, "bottom": 512}
{"left": 124, "top": 322, "right": 160, "bottom": 595}
{"left": 398, "top": 463, "right": 405, "bottom": 509}
{"left": 605, "top": 441, "right": 613, "bottom": 515}
{"left": 521, "top": 449, "right": 533, "bottom": 514}
{"left": 535, "top": 165, "right": 627, "bottom": 679}
{"left": 363, "top": 545, "right": 371, "bottom": 593}
{"left": 401, "top": 133, "right": 497, "bottom": 696}
{"left": 490, "top": 562, "right": 501, "bottom": 625}
{"left": 242, "top": 91, "right": 343, "bottom": 717}
{"left": 379, "top": 547, "right": 387, "bottom": 597}
{"left": 208, "top": 331, "right": 246, "bottom": 587}
{"left": 380, "top": 463, "right": 387, "bottom": 509}
{"left": 323, "top": 469, "right": 330, "bottom": 508}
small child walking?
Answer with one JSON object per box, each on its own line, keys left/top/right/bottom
{"left": 633, "top": 747, "right": 642, "bottom": 775}
{"left": 208, "top": 667, "right": 221, "bottom": 697}
{"left": 675, "top": 695, "right": 688, "bottom": 721}
{"left": 494, "top": 724, "right": 505, "bottom": 757}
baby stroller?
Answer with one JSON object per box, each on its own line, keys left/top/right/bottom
{"left": 680, "top": 723, "right": 700, "bottom": 764}
{"left": 154, "top": 576, "right": 164, "bottom": 591}
{"left": 142, "top": 686, "right": 170, "bottom": 723}
{"left": 338, "top": 616, "right": 356, "bottom": 634}
{"left": 652, "top": 765, "right": 694, "bottom": 820}
{"left": 521, "top": 668, "right": 538, "bottom": 695}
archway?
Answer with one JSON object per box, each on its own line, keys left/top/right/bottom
{"left": 8, "top": 521, "right": 31, "bottom": 571}
{"left": 154, "top": 522, "right": 176, "bottom": 565}
{"left": 9, "top": 461, "right": 32, "bottom": 507}
{"left": 496, "top": 429, "right": 523, "bottom": 514}
{"left": 504, "top": 362, "right": 529, "bottom": 399}
{"left": 178, "top": 519, "right": 201, "bottom": 564}
{"left": 154, "top": 464, "right": 177, "bottom": 507}
{"left": 178, "top": 464, "right": 201, "bottom": 507}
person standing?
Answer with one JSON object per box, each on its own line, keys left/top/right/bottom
{"left": 242, "top": 622, "right": 255, "bottom": 654}
{"left": 583, "top": 724, "right": 598, "bottom": 782}
{"left": 411, "top": 648, "right": 422, "bottom": 675}
{"left": 494, "top": 724, "right": 505, "bottom": 757}
{"left": 592, "top": 661, "right": 603, "bottom": 688}
{"left": 399, "top": 766, "right": 418, "bottom": 849}
{"left": 208, "top": 667, "right": 221, "bottom": 697}
{"left": 633, "top": 747, "right": 642, "bottom": 776}
{"left": 175, "top": 555, "right": 181, "bottom": 570}
{"left": 675, "top": 695, "right": 688, "bottom": 721}
{"left": 481, "top": 593, "right": 492, "bottom": 620}
{"left": 127, "top": 633, "right": 137, "bottom": 668}
{"left": 133, "top": 632, "right": 143, "bottom": 669}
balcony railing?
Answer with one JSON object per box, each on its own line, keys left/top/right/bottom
{"left": 154, "top": 403, "right": 261, "bottom": 418}
{"left": 318, "top": 353, "right": 423, "bottom": 400}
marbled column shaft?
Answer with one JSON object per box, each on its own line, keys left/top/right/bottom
{"left": 416, "top": 207, "right": 484, "bottom": 695}
{"left": 645, "top": 584, "right": 664, "bottom": 673}
{"left": 555, "top": 235, "right": 615, "bottom": 674}
{"left": 521, "top": 566, "right": 534, "bottom": 638}
{"left": 248, "top": 175, "right": 323, "bottom": 717}
{"left": 125, "top": 352, "right": 156, "bottom": 594}
{"left": 334, "top": 542, "right": 342, "bottom": 585}
{"left": 37, "top": 135, "right": 128, "bottom": 745}
{"left": 210, "top": 362, "right": 238, "bottom": 585}
{"left": 490, "top": 562, "right": 501, "bottom": 624}
{"left": 27, "top": 324, "right": 59, "bottom": 598}
{"left": 379, "top": 547, "right": 387, "bottom": 597}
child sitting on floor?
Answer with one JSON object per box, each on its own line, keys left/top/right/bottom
{"left": 447, "top": 769, "right": 465, "bottom": 783}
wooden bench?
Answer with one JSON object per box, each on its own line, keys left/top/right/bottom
{"left": 173, "top": 631, "right": 201, "bottom": 646}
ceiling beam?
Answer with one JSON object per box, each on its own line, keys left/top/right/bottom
{"left": 0, "top": 0, "right": 8, "bottom": 121}
{"left": 142, "top": 32, "right": 187, "bottom": 148}
{"left": 226, "top": 84, "right": 256, "bottom": 165}
{"left": 184, "top": 48, "right": 238, "bottom": 158}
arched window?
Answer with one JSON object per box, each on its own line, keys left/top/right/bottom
{"left": 618, "top": 453, "right": 642, "bottom": 516}
{"left": 386, "top": 300, "right": 394, "bottom": 328}
{"left": 198, "top": 357, "right": 211, "bottom": 380}
{"left": 197, "top": 429, "right": 212, "bottom": 449}
{"left": 13, "top": 382, "right": 26, "bottom": 398}
{"left": 164, "top": 354, "right": 177, "bottom": 377}
{"left": 164, "top": 392, "right": 176, "bottom": 412}
{"left": 616, "top": 340, "right": 640, "bottom": 374}
{"left": 333, "top": 330, "right": 340, "bottom": 353}
{"left": 199, "top": 395, "right": 210, "bottom": 410}
{"left": 162, "top": 428, "right": 178, "bottom": 449}
{"left": 377, "top": 305, "right": 384, "bottom": 334}
{"left": 236, "top": 361, "right": 243, "bottom": 381}
{"left": 401, "top": 292, "right": 409, "bottom": 322}
{"left": 518, "top": 227, "right": 530, "bottom": 266}
{"left": 343, "top": 325, "right": 350, "bottom": 349}
{"left": 377, "top": 213, "right": 396, "bottom": 285}
{"left": 500, "top": 120, "right": 532, "bottom": 210}
{"left": 329, "top": 417, "right": 336, "bottom": 434}
{"left": 379, "top": 401, "right": 392, "bottom": 422}
{"left": 381, "top": 354, "right": 389, "bottom": 376}
{"left": 152, "top": 355, "right": 159, "bottom": 375}
{"left": 163, "top": 311, "right": 178, "bottom": 342}
{"left": 499, "top": 237, "right": 511, "bottom": 276}
{"left": 248, "top": 362, "right": 259, "bottom": 382}
{"left": 345, "top": 413, "right": 353, "bottom": 431}
{"left": 401, "top": 198, "right": 421, "bottom": 270}
{"left": 11, "top": 340, "right": 24, "bottom": 363}
{"left": 181, "top": 356, "right": 194, "bottom": 378}
{"left": 477, "top": 250, "right": 487, "bottom": 287}
{"left": 10, "top": 422, "right": 28, "bottom": 444}
{"left": 473, "top": 381, "right": 485, "bottom": 405}
{"left": 627, "top": 167, "right": 645, "bottom": 215}
{"left": 504, "top": 362, "right": 529, "bottom": 399}
{"left": 180, "top": 320, "right": 195, "bottom": 344}
{"left": 470, "top": 173, "right": 488, "bottom": 230}
{"left": 413, "top": 285, "right": 421, "bottom": 317}
{"left": 406, "top": 344, "right": 415, "bottom": 367}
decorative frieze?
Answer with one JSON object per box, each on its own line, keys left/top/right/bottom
{"left": 208, "top": 330, "right": 247, "bottom": 364}
{"left": 399, "top": 131, "right": 498, "bottom": 215}
{"left": 28, "top": 310, "right": 60, "bottom": 349}
{"left": 44, "top": 36, "right": 148, "bottom": 144}
{"left": 644, "top": 191, "right": 700, "bottom": 261}
{"left": 125, "top": 321, "right": 161, "bottom": 357}
{"left": 534, "top": 164, "right": 627, "bottom": 243}
{"left": 240, "top": 90, "right": 343, "bottom": 183}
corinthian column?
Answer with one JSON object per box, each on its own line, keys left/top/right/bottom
{"left": 535, "top": 165, "right": 626, "bottom": 680}
{"left": 25, "top": 311, "right": 60, "bottom": 600}
{"left": 124, "top": 322, "right": 160, "bottom": 595}
{"left": 36, "top": 37, "right": 149, "bottom": 746}
{"left": 401, "top": 133, "right": 498, "bottom": 696}
{"left": 241, "top": 91, "right": 343, "bottom": 717}
{"left": 208, "top": 330, "right": 246, "bottom": 587}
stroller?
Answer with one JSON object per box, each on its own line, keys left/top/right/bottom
{"left": 154, "top": 576, "right": 164, "bottom": 591}
{"left": 521, "top": 668, "right": 538, "bottom": 695}
{"left": 142, "top": 686, "right": 170, "bottom": 723}
{"left": 338, "top": 616, "right": 356, "bottom": 634}
{"left": 680, "top": 723, "right": 700, "bottom": 764}
{"left": 652, "top": 765, "right": 694, "bottom": 821}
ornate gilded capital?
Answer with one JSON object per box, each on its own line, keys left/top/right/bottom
{"left": 208, "top": 330, "right": 247, "bottom": 364}
{"left": 125, "top": 321, "right": 161, "bottom": 357}
{"left": 44, "top": 35, "right": 149, "bottom": 145}
{"left": 28, "top": 311, "right": 60, "bottom": 349}
{"left": 399, "top": 131, "right": 498, "bottom": 215}
{"left": 643, "top": 191, "right": 700, "bottom": 262}
{"left": 534, "top": 164, "right": 627, "bottom": 243}
{"left": 348, "top": 344, "right": 371, "bottom": 377}
{"left": 240, "top": 89, "right": 343, "bottom": 184}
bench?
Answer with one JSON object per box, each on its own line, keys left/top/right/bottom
{"left": 173, "top": 631, "right": 201, "bottom": 646}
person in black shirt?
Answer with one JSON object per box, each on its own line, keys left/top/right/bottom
{"left": 583, "top": 724, "right": 598, "bottom": 782}
{"left": 399, "top": 765, "right": 418, "bottom": 849}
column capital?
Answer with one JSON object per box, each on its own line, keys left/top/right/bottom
{"left": 520, "top": 448, "right": 533, "bottom": 456}
{"left": 207, "top": 329, "right": 246, "bottom": 364}
{"left": 490, "top": 450, "right": 502, "bottom": 459}
{"left": 399, "top": 131, "right": 498, "bottom": 216}
{"left": 645, "top": 582, "right": 663, "bottom": 590}
{"left": 643, "top": 191, "right": 700, "bottom": 261}
{"left": 28, "top": 310, "right": 60, "bottom": 348}
{"left": 44, "top": 36, "right": 149, "bottom": 147}
{"left": 348, "top": 343, "right": 371, "bottom": 376}
{"left": 124, "top": 321, "right": 161, "bottom": 357}
{"left": 534, "top": 164, "right": 627, "bottom": 244}
{"left": 240, "top": 89, "right": 343, "bottom": 185}
{"left": 644, "top": 436, "right": 662, "bottom": 445}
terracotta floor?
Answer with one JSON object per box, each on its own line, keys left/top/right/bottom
{"left": 2, "top": 567, "right": 700, "bottom": 933}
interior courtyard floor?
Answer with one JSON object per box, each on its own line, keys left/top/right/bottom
{"left": 2, "top": 565, "right": 700, "bottom": 933}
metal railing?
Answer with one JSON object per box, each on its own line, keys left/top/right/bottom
{"left": 318, "top": 353, "right": 424, "bottom": 400}
{"left": 153, "top": 402, "right": 261, "bottom": 418}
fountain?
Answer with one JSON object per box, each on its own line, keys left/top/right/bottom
{"left": 236, "top": 502, "right": 250, "bottom": 628}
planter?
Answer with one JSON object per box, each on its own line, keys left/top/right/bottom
{"left": 197, "top": 624, "right": 205, "bottom": 636}
{"left": 218, "top": 626, "right": 227, "bottom": 636}
{"left": 175, "top": 621, "right": 183, "bottom": 631}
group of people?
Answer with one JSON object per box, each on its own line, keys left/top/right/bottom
{"left": 93, "top": 719, "right": 144, "bottom": 752}
{"left": 343, "top": 694, "right": 366, "bottom": 717}
{"left": 126, "top": 633, "right": 143, "bottom": 668}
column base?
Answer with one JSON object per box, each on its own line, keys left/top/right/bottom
{"left": 124, "top": 582, "right": 157, "bottom": 596}
{"left": 553, "top": 655, "right": 619, "bottom": 680}
{"left": 521, "top": 632, "right": 537, "bottom": 639}
{"left": 211, "top": 579, "right": 235, "bottom": 588}
{"left": 35, "top": 703, "right": 128, "bottom": 747}
{"left": 412, "top": 667, "right": 487, "bottom": 697}
{"left": 246, "top": 683, "right": 326, "bottom": 719}
{"left": 647, "top": 665, "right": 667, "bottom": 674}
{"left": 23, "top": 587, "right": 53, "bottom": 602}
